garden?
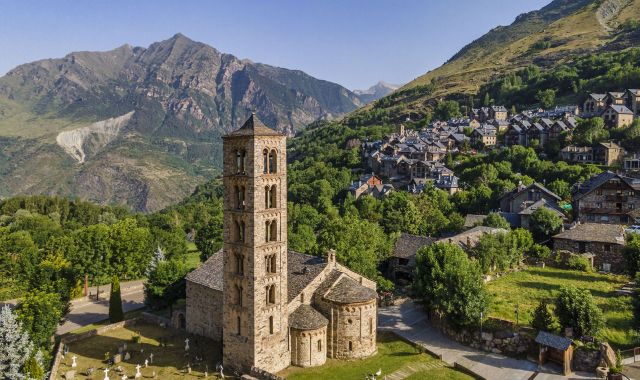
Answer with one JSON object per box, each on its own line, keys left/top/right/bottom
{"left": 486, "top": 266, "right": 637, "bottom": 348}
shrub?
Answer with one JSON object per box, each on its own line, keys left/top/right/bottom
{"left": 555, "top": 285, "right": 604, "bottom": 337}
{"left": 108, "top": 276, "right": 124, "bottom": 323}
{"left": 567, "top": 256, "right": 592, "bottom": 272}
{"left": 531, "top": 300, "right": 555, "bottom": 332}
{"left": 529, "top": 244, "right": 551, "bottom": 262}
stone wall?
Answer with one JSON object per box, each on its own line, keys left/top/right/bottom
{"left": 314, "top": 297, "right": 377, "bottom": 360}
{"left": 573, "top": 347, "right": 601, "bottom": 372}
{"left": 290, "top": 327, "right": 327, "bottom": 367}
{"left": 186, "top": 281, "right": 223, "bottom": 340}
{"left": 553, "top": 238, "right": 624, "bottom": 272}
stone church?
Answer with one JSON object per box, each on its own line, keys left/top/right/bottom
{"left": 184, "top": 114, "right": 378, "bottom": 373}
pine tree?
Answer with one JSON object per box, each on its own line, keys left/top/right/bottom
{"left": 0, "top": 305, "right": 33, "bottom": 380}
{"left": 531, "top": 300, "right": 554, "bottom": 332}
{"left": 109, "top": 276, "right": 124, "bottom": 323}
{"left": 23, "top": 354, "right": 44, "bottom": 380}
{"left": 483, "top": 93, "right": 491, "bottom": 107}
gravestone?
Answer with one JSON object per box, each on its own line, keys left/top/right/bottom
{"left": 124, "top": 352, "right": 131, "bottom": 361}
{"left": 64, "top": 370, "right": 76, "bottom": 379}
{"left": 113, "top": 354, "right": 122, "bottom": 364}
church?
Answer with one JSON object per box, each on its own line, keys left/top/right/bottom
{"left": 184, "top": 114, "right": 378, "bottom": 374}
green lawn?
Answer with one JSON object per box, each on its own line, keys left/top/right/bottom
{"left": 59, "top": 323, "right": 222, "bottom": 379}
{"left": 279, "top": 332, "right": 473, "bottom": 380}
{"left": 185, "top": 242, "right": 201, "bottom": 271}
{"left": 486, "top": 267, "right": 638, "bottom": 348}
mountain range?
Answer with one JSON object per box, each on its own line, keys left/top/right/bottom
{"left": 0, "top": 34, "right": 392, "bottom": 211}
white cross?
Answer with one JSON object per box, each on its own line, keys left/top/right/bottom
{"left": 103, "top": 367, "right": 110, "bottom": 380}
{"left": 144, "top": 359, "right": 148, "bottom": 368}
{"left": 184, "top": 338, "right": 190, "bottom": 351}
{"left": 71, "top": 355, "right": 77, "bottom": 368}
{"left": 149, "top": 353, "right": 153, "bottom": 364}
{"left": 135, "top": 364, "right": 142, "bottom": 378}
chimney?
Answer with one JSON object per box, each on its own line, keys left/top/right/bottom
{"left": 327, "top": 249, "right": 337, "bottom": 265}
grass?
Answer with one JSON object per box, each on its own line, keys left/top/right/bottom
{"left": 59, "top": 323, "right": 222, "bottom": 379}
{"left": 185, "top": 242, "right": 201, "bottom": 271}
{"left": 278, "top": 331, "right": 472, "bottom": 380}
{"left": 68, "top": 309, "right": 147, "bottom": 336}
{"left": 486, "top": 267, "right": 638, "bottom": 348}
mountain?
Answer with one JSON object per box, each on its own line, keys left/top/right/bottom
{"left": 0, "top": 33, "right": 365, "bottom": 212}
{"left": 348, "top": 0, "right": 640, "bottom": 123}
{"left": 353, "top": 81, "right": 400, "bottom": 103}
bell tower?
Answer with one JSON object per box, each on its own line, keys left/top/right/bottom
{"left": 221, "top": 114, "right": 290, "bottom": 373}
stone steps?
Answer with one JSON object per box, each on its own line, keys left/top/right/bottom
{"left": 384, "top": 360, "right": 448, "bottom": 380}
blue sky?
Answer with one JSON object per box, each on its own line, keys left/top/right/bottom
{"left": 0, "top": 0, "right": 549, "bottom": 90}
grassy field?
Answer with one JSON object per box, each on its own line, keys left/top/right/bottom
{"left": 279, "top": 332, "right": 472, "bottom": 380}
{"left": 59, "top": 323, "right": 222, "bottom": 379}
{"left": 486, "top": 267, "right": 637, "bottom": 348}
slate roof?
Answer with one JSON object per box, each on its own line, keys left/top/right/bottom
{"left": 589, "top": 93, "right": 606, "bottom": 101}
{"left": 535, "top": 331, "right": 572, "bottom": 351}
{"left": 553, "top": 223, "right": 625, "bottom": 244}
{"left": 186, "top": 249, "right": 224, "bottom": 291}
{"left": 464, "top": 214, "right": 488, "bottom": 228}
{"left": 287, "top": 252, "right": 328, "bottom": 302}
{"left": 518, "top": 199, "right": 564, "bottom": 217}
{"left": 289, "top": 304, "right": 329, "bottom": 330}
{"left": 607, "top": 105, "right": 634, "bottom": 115}
{"left": 225, "top": 113, "right": 284, "bottom": 137}
{"left": 573, "top": 171, "right": 638, "bottom": 200}
{"left": 500, "top": 182, "right": 561, "bottom": 203}
{"left": 186, "top": 250, "right": 329, "bottom": 303}
{"left": 393, "top": 233, "right": 434, "bottom": 259}
{"left": 438, "top": 226, "right": 507, "bottom": 249}
{"left": 324, "top": 275, "right": 378, "bottom": 304}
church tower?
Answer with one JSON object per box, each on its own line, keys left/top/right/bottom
{"left": 221, "top": 114, "right": 290, "bottom": 373}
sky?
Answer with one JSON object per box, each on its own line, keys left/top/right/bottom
{"left": 0, "top": 0, "right": 550, "bottom": 90}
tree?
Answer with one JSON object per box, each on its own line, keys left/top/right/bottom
{"left": 109, "top": 276, "right": 124, "bottom": 323}
{"left": 482, "top": 212, "right": 511, "bottom": 229}
{"left": 555, "top": 285, "right": 604, "bottom": 337}
{"left": 16, "top": 290, "right": 62, "bottom": 350}
{"left": 434, "top": 100, "right": 462, "bottom": 121}
{"left": 0, "top": 305, "right": 34, "bottom": 379}
{"left": 536, "top": 89, "right": 556, "bottom": 108}
{"left": 144, "top": 259, "right": 188, "bottom": 317}
{"left": 483, "top": 93, "right": 491, "bottom": 107}
{"left": 531, "top": 300, "right": 554, "bottom": 332}
{"left": 195, "top": 217, "right": 223, "bottom": 261}
{"left": 109, "top": 218, "right": 152, "bottom": 279}
{"left": 573, "top": 117, "right": 609, "bottom": 145}
{"left": 624, "top": 234, "right": 640, "bottom": 277}
{"left": 547, "top": 179, "right": 571, "bottom": 200}
{"left": 22, "top": 354, "right": 44, "bottom": 380}
{"left": 529, "top": 207, "right": 563, "bottom": 241}
{"left": 413, "top": 243, "right": 488, "bottom": 329}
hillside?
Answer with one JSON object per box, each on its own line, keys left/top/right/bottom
{"left": 0, "top": 34, "right": 367, "bottom": 212}
{"left": 349, "top": 0, "right": 640, "bottom": 123}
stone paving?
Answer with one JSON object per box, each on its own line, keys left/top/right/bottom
{"left": 385, "top": 360, "right": 447, "bottom": 380}
{"left": 378, "top": 300, "right": 597, "bottom": 380}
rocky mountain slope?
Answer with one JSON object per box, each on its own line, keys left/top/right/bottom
{"left": 0, "top": 34, "right": 366, "bottom": 211}
{"left": 349, "top": 0, "right": 640, "bottom": 123}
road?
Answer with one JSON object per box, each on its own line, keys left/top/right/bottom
{"left": 378, "top": 300, "right": 596, "bottom": 380}
{"left": 57, "top": 280, "right": 146, "bottom": 335}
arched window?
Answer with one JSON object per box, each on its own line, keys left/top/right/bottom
{"left": 348, "top": 341, "right": 353, "bottom": 351}
{"left": 265, "top": 220, "right": 272, "bottom": 243}
{"left": 236, "top": 186, "right": 245, "bottom": 209}
{"left": 269, "top": 316, "right": 274, "bottom": 334}
{"left": 369, "top": 317, "right": 373, "bottom": 335}
{"left": 265, "top": 254, "right": 277, "bottom": 274}
{"left": 237, "top": 316, "right": 242, "bottom": 335}
{"left": 269, "top": 150, "right": 277, "bottom": 173}
{"left": 270, "top": 185, "right": 277, "bottom": 208}
{"left": 235, "top": 254, "right": 244, "bottom": 275}
{"left": 317, "top": 339, "right": 322, "bottom": 352}
{"left": 265, "top": 186, "right": 271, "bottom": 208}
{"left": 270, "top": 220, "right": 277, "bottom": 242}
{"left": 236, "top": 220, "right": 245, "bottom": 243}
{"left": 266, "top": 285, "right": 275, "bottom": 305}
{"left": 263, "top": 149, "right": 269, "bottom": 174}
{"left": 235, "top": 150, "right": 246, "bottom": 174}
{"left": 236, "top": 285, "right": 243, "bottom": 306}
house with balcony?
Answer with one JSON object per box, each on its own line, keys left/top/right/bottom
{"left": 573, "top": 171, "right": 640, "bottom": 224}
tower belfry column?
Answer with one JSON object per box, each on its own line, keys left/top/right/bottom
{"left": 221, "top": 114, "right": 290, "bottom": 373}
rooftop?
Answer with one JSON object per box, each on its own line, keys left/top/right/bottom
{"left": 224, "top": 113, "right": 284, "bottom": 137}
{"left": 289, "top": 304, "right": 329, "bottom": 330}
{"left": 393, "top": 233, "right": 434, "bottom": 259}
{"left": 535, "top": 331, "right": 572, "bottom": 351}
{"left": 553, "top": 223, "right": 624, "bottom": 244}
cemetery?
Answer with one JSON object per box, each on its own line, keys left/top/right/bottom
{"left": 54, "top": 320, "right": 222, "bottom": 379}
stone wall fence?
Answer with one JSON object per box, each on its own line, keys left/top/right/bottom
{"left": 48, "top": 313, "right": 170, "bottom": 380}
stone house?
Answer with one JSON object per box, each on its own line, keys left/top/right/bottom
{"left": 606, "top": 92, "right": 627, "bottom": 106}
{"left": 437, "top": 226, "right": 507, "bottom": 251}
{"left": 560, "top": 145, "right": 594, "bottom": 164}
{"left": 349, "top": 174, "right": 392, "bottom": 200}
{"left": 549, "top": 120, "right": 569, "bottom": 141}
{"left": 573, "top": 171, "right": 640, "bottom": 224}
{"left": 490, "top": 105, "right": 509, "bottom": 121}
{"left": 583, "top": 94, "right": 607, "bottom": 115}
{"left": 389, "top": 233, "right": 434, "bottom": 284}
{"left": 470, "top": 126, "right": 497, "bottom": 147}
{"left": 594, "top": 142, "right": 624, "bottom": 166}
{"left": 552, "top": 223, "right": 625, "bottom": 272}
{"left": 627, "top": 89, "right": 640, "bottom": 115}
{"left": 499, "top": 182, "right": 562, "bottom": 214}
{"left": 624, "top": 153, "right": 640, "bottom": 172}
{"left": 504, "top": 124, "right": 526, "bottom": 146}
{"left": 517, "top": 199, "right": 566, "bottom": 230}
{"left": 602, "top": 105, "right": 634, "bottom": 128}
{"left": 491, "top": 119, "right": 510, "bottom": 132}
{"left": 526, "top": 122, "right": 548, "bottom": 147}
{"left": 185, "top": 115, "right": 378, "bottom": 373}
